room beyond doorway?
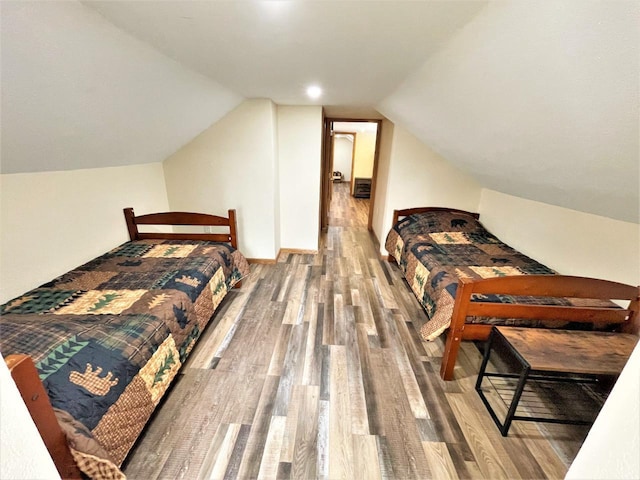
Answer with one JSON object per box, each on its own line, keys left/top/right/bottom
{"left": 320, "top": 118, "right": 381, "bottom": 232}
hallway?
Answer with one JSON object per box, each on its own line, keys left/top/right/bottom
{"left": 328, "top": 181, "right": 369, "bottom": 228}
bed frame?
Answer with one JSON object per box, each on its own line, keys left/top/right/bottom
{"left": 4, "top": 208, "right": 244, "bottom": 479}
{"left": 389, "top": 207, "right": 640, "bottom": 381}
{"left": 391, "top": 206, "right": 480, "bottom": 228}
{"left": 124, "top": 207, "right": 238, "bottom": 248}
{"left": 6, "top": 354, "right": 83, "bottom": 479}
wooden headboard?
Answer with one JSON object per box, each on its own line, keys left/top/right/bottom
{"left": 123, "top": 208, "right": 239, "bottom": 249}
{"left": 392, "top": 207, "right": 480, "bottom": 228}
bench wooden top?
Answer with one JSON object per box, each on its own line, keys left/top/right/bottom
{"left": 495, "top": 327, "right": 638, "bottom": 376}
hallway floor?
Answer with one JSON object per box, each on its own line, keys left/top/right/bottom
{"left": 328, "top": 181, "right": 369, "bottom": 228}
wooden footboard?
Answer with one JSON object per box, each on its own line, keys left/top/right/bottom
{"left": 440, "top": 275, "right": 640, "bottom": 380}
{"left": 5, "top": 354, "right": 83, "bottom": 479}
{"left": 385, "top": 207, "right": 639, "bottom": 381}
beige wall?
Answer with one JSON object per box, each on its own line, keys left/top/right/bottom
{"left": 352, "top": 131, "right": 376, "bottom": 180}
{"left": 163, "top": 100, "right": 324, "bottom": 258}
{"left": 163, "top": 99, "right": 279, "bottom": 260}
{"left": 479, "top": 190, "right": 640, "bottom": 479}
{"left": 371, "top": 120, "right": 394, "bottom": 246}
{"left": 478, "top": 189, "right": 640, "bottom": 286}
{"left": 277, "top": 106, "right": 322, "bottom": 252}
{"left": 0, "top": 163, "right": 169, "bottom": 303}
{"left": 373, "top": 123, "right": 482, "bottom": 253}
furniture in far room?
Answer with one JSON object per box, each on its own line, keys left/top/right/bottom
{"left": 476, "top": 326, "right": 638, "bottom": 436}
{"left": 332, "top": 171, "right": 343, "bottom": 182}
{"left": 385, "top": 207, "right": 640, "bottom": 380}
{"left": 353, "top": 177, "right": 371, "bottom": 198}
{"left": 1, "top": 208, "right": 250, "bottom": 479}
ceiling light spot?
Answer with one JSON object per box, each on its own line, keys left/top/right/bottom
{"left": 260, "top": 1, "right": 291, "bottom": 17}
{"left": 306, "top": 85, "right": 322, "bottom": 99}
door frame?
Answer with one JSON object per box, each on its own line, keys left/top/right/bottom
{"left": 320, "top": 116, "right": 332, "bottom": 232}
{"left": 332, "top": 131, "right": 356, "bottom": 188}
{"left": 320, "top": 117, "right": 382, "bottom": 232}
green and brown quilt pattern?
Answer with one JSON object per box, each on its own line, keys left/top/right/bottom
{"left": 0, "top": 239, "right": 250, "bottom": 479}
{"left": 385, "top": 211, "right": 610, "bottom": 342}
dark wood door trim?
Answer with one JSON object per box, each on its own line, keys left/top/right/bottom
{"left": 368, "top": 119, "right": 383, "bottom": 231}
{"left": 320, "top": 116, "right": 332, "bottom": 232}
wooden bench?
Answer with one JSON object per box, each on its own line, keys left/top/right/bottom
{"left": 476, "top": 326, "right": 639, "bottom": 436}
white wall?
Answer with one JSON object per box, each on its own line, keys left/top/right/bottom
{"left": 277, "top": 106, "right": 322, "bottom": 252}
{"left": 163, "top": 99, "right": 279, "bottom": 260}
{"left": 272, "top": 103, "right": 281, "bottom": 255}
{"left": 373, "top": 123, "right": 482, "bottom": 253}
{"left": 478, "top": 190, "right": 640, "bottom": 286}
{"left": 0, "top": 359, "right": 60, "bottom": 480}
{"left": 566, "top": 341, "right": 640, "bottom": 480}
{"left": 379, "top": 0, "right": 639, "bottom": 224}
{"left": 1, "top": 0, "right": 241, "bottom": 174}
{"left": 333, "top": 137, "right": 353, "bottom": 181}
{"left": 0, "top": 163, "right": 169, "bottom": 303}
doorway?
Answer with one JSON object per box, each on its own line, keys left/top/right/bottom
{"left": 320, "top": 118, "right": 382, "bottom": 231}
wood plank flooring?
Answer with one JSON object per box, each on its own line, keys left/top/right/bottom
{"left": 122, "top": 188, "right": 596, "bottom": 479}
{"left": 327, "top": 181, "right": 369, "bottom": 227}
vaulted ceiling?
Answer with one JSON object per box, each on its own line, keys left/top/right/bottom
{"left": 1, "top": 1, "right": 638, "bottom": 223}
{"left": 379, "top": 1, "right": 639, "bottom": 223}
{"left": 84, "top": 0, "right": 487, "bottom": 106}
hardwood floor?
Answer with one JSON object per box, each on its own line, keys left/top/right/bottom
{"left": 122, "top": 190, "right": 596, "bottom": 479}
{"left": 328, "top": 181, "right": 369, "bottom": 228}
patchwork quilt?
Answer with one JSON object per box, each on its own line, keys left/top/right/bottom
{"left": 385, "top": 211, "right": 611, "bottom": 342}
{"left": 0, "top": 239, "right": 250, "bottom": 479}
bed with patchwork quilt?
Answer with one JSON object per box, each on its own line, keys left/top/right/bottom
{"left": 1, "top": 208, "right": 250, "bottom": 479}
{"left": 385, "top": 207, "right": 639, "bottom": 381}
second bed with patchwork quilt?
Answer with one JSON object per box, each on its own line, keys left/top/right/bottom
{"left": 385, "top": 208, "right": 638, "bottom": 380}
{"left": 386, "top": 209, "right": 564, "bottom": 340}
{"left": 1, "top": 238, "right": 250, "bottom": 478}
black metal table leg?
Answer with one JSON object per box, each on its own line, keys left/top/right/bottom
{"left": 475, "top": 328, "right": 495, "bottom": 391}
{"left": 500, "top": 364, "right": 530, "bottom": 436}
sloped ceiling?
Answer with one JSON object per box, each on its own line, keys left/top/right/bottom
{"left": 0, "top": 1, "right": 242, "bottom": 174}
{"left": 84, "top": 1, "right": 487, "bottom": 106}
{"left": 1, "top": 0, "right": 486, "bottom": 174}
{"left": 379, "top": 1, "right": 639, "bottom": 223}
{"left": 2, "top": 1, "right": 637, "bottom": 225}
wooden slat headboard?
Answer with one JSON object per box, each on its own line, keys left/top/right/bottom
{"left": 124, "top": 208, "right": 239, "bottom": 249}
{"left": 392, "top": 207, "right": 480, "bottom": 228}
